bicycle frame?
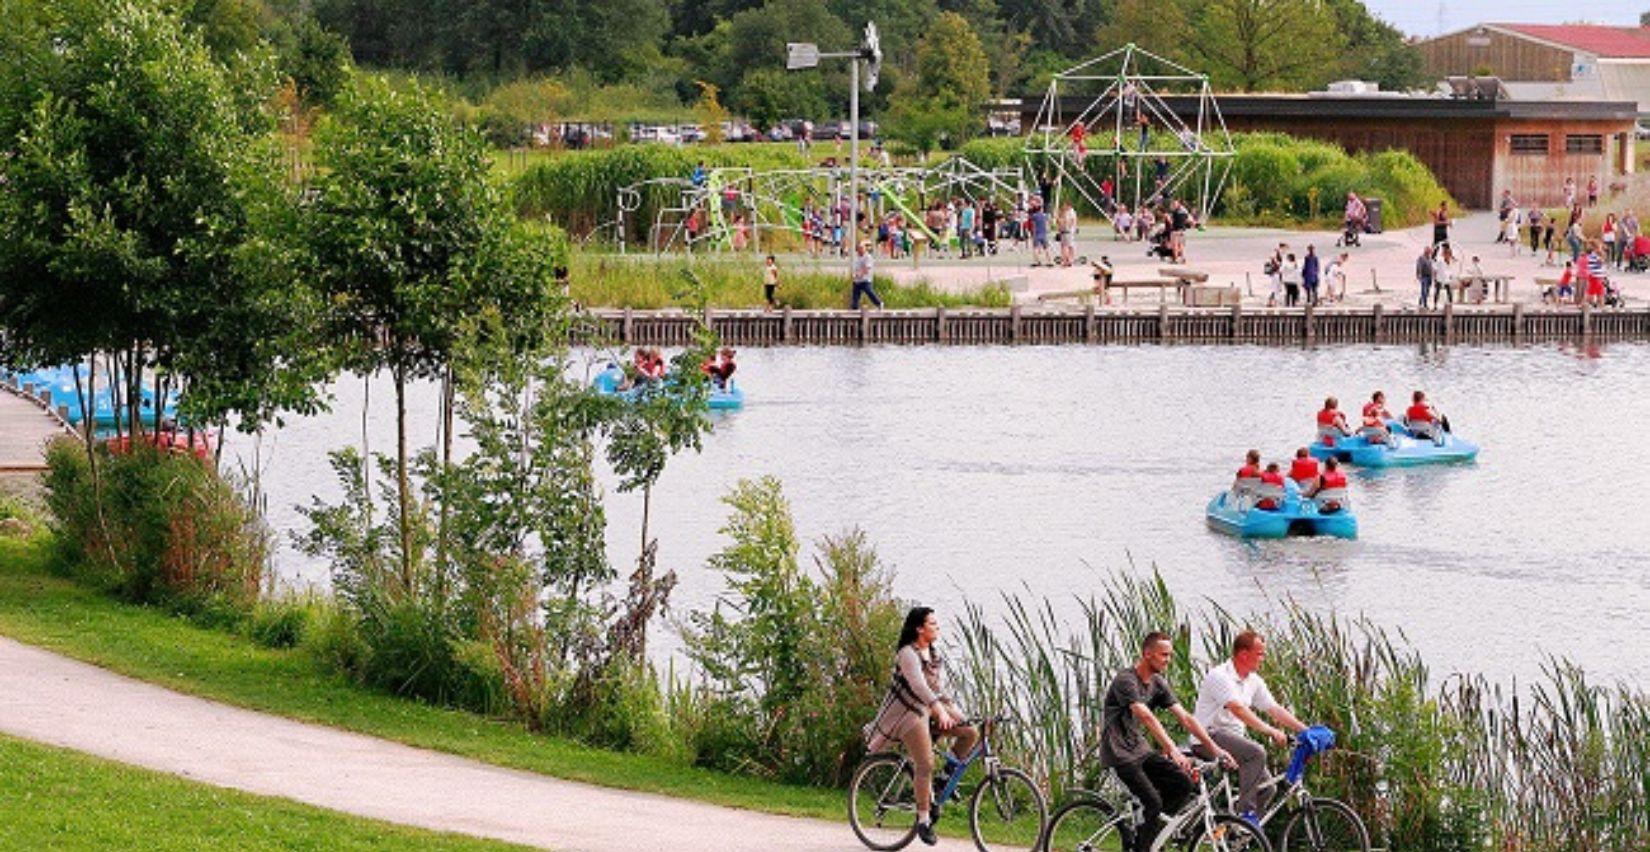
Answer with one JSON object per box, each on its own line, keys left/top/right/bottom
{"left": 1066, "top": 759, "right": 1237, "bottom": 852}
{"left": 928, "top": 719, "right": 999, "bottom": 806}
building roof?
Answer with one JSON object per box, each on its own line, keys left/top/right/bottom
{"left": 1490, "top": 24, "right": 1650, "bottom": 59}
{"left": 1026, "top": 93, "right": 1638, "bottom": 124}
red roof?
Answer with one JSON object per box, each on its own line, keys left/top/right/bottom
{"left": 1494, "top": 24, "right": 1650, "bottom": 59}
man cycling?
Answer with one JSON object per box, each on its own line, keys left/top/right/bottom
{"left": 1191, "top": 631, "right": 1309, "bottom": 828}
{"left": 1099, "top": 632, "right": 1233, "bottom": 852}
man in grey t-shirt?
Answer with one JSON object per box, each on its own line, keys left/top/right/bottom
{"left": 850, "top": 240, "right": 883, "bottom": 309}
{"left": 1099, "top": 632, "right": 1232, "bottom": 852}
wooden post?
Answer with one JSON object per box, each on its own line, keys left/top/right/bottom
{"left": 935, "top": 306, "right": 948, "bottom": 343}
{"left": 1230, "top": 304, "right": 1242, "bottom": 341}
{"left": 1009, "top": 304, "right": 1022, "bottom": 343}
{"left": 39, "top": 389, "right": 51, "bottom": 408}
{"left": 1084, "top": 302, "right": 1096, "bottom": 344}
{"left": 703, "top": 308, "right": 715, "bottom": 341}
{"left": 782, "top": 306, "right": 794, "bottom": 343}
{"left": 1443, "top": 302, "right": 1454, "bottom": 343}
{"left": 1582, "top": 302, "right": 1593, "bottom": 337}
{"left": 1371, "top": 302, "right": 1384, "bottom": 343}
{"left": 860, "top": 305, "right": 870, "bottom": 344}
{"left": 1512, "top": 301, "right": 1525, "bottom": 342}
{"left": 622, "top": 308, "right": 634, "bottom": 344}
{"left": 1157, "top": 303, "right": 1169, "bottom": 341}
{"left": 1303, "top": 304, "right": 1315, "bottom": 343}
{"left": 58, "top": 404, "right": 71, "bottom": 423}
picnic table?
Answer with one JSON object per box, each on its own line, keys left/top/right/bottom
{"left": 1107, "top": 277, "right": 1186, "bottom": 304}
{"left": 1455, "top": 273, "right": 1514, "bottom": 304}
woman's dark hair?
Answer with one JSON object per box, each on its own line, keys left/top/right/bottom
{"left": 898, "top": 607, "right": 934, "bottom": 649}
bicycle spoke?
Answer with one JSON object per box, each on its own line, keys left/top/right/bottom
{"left": 850, "top": 755, "right": 919, "bottom": 850}
{"left": 1279, "top": 799, "right": 1370, "bottom": 852}
{"left": 969, "top": 768, "right": 1047, "bottom": 851}
{"left": 1043, "top": 798, "right": 1125, "bottom": 852}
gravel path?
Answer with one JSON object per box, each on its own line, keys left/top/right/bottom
{"left": 0, "top": 636, "right": 984, "bottom": 851}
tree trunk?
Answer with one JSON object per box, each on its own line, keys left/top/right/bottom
{"left": 435, "top": 365, "right": 453, "bottom": 605}
{"left": 395, "top": 363, "right": 412, "bottom": 596}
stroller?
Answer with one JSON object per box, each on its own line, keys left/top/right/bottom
{"left": 1146, "top": 227, "right": 1175, "bottom": 261}
{"left": 1336, "top": 216, "right": 1364, "bottom": 248}
{"left": 1626, "top": 234, "right": 1650, "bottom": 273}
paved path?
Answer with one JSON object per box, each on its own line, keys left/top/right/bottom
{"left": 0, "top": 385, "right": 69, "bottom": 474}
{"left": 0, "top": 636, "right": 983, "bottom": 851}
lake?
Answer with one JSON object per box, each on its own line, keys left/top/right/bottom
{"left": 227, "top": 341, "right": 1650, "bottom": 688}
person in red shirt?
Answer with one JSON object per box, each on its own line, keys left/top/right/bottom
{"left": 1307, "top": 458, "right": 1349, "bottom": 512}
{"left": 1255, "top": 463, "right": 1285, "bottom": 510}
{"left": 1405, "top": 390, "right": 1442, "bottom": 441}
{"left": 1288, "top": 447, "right": 1320, "bottom": 484}
{"left": 1360, "top": 391, "right": 1392, "bottom": 444}
{"left": 1316, "top": 397, "right": 1351, "bottom": 445}
{"left": 1234, "top": 449, "right": 1262, "bottom": 483}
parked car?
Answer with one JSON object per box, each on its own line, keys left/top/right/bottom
{"left": 1637, "top": 120, "right": 1650, "bottom": 140}
{"left": 767, "top": 123, "right": 793, "bottom": 141}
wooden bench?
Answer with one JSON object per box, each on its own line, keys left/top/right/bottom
{"left": 1160, "top": 267, "right": 1209, "bottom": 284}
{"left": 1107, "top": 277, "right": 1185, "bottom": 304}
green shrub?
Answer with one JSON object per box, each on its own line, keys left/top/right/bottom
{"left": 552, "top": 658, "right": 686, "bottom": 761}
{"left": 42, "top": 437, "right": 266, "bottom": 613}
{"left": 569, "top": 253, "right": 1011, "bottom": 309}
{"left": 682, "top": 479, "right": 902, "bottom": 785}
{"left": 248, "top": 597, "right": 317, "bottom": 649}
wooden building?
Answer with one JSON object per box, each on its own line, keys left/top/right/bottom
{"left": 1017, "top": 94, "right": 1636, "bottom": 209}
{"left": 1419, "top": 24, "right": 1650, "bottom": 115}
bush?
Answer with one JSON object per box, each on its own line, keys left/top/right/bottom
{"left": 568, "top": 254, "right": 1010, "bottom": 309}
{"left": 247, "top": 597, "right": 317, "bottom": 649}
{"left": 682, "top": 479, "right": 902, "bottom": 785}
{"left": 43, "top": 437, "right": 267, "bottom": 613}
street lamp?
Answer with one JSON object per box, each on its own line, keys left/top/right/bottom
{"left": 787, "top": 22, "right": 881, "bottom": 263}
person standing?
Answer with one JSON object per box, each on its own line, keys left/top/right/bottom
{"left": 1496, "top": 190, "right": 1516, "bottom": 242}
{"left": 1098, "top": 632, "right": 1233, "bottom": 852}
{"left": 1431, "top": 201, "right": 1450, "bottom": 248}
{"left": 1604, "top": 213, "right": 1620, "bottom": 268}
{"left": 1587, "top": 174, "right": 1599, "bottom": 207}
{"left": 1192, "top": 631, "right": 1310, "bottom": 826}
{"left": 958, "top": 201, "right": 976, "bottom": 260}
{"left": 1527, "top": 208, "right": 1544, "bottom": 255}
{"left": 1058, "top": 202, "right": 1078, "bottom": 266}
{"left": 850, "top": 240, "right": 883, "bottom": 309}
{"left": 1323, "top": 252, "right": 1349, "bottom": 303}
{"left": 1301, "top": 245, "right": 1321, "bottom": 306}
{"left": 1281, "top": 253, "right": 1302, "bottom": 307}
{"left": 1432, "top": 245, "right": 1455, "bottom": 307}
{"left": 1416, "top": 245, "right": 1435, "bottom": 308}
{"left": 1169, "top": 199, "right": 1191, "bottom": 264}
{"left": 1030, "top": 202, "right": 1052, "bottom": 267}
{"left": 762, "top": 255, "right": 780, "bottom": 310}
{"left": 1563, "top": 176, "right": 1576, "bottom": 210}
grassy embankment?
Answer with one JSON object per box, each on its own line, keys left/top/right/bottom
{"left": 0, "top": 532, "right": 842, "bottom": 820}
{"left": 0, "top": 732, "right": 524, "bottom": 851}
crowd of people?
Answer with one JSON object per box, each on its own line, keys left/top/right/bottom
{"left": 1264, "top": 243, "right": 1349, "bottom": 306}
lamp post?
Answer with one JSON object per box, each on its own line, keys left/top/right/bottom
{"left": 788, "top": 22, "right": 880, "bottom": 263}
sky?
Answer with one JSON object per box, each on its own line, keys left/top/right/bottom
{"left": 1362, "top": 0, "right": 1643, "bottom": 38}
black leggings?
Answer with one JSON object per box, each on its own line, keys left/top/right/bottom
{"left": 1114, "top": 754, "right": 1194, "bottom": 852}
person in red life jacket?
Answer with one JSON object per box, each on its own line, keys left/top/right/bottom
{"left": 1234, "top": 449, "right": 1262, "bottom": 484}
{"left": 715, "top": 347, "right": 737, "bottom": 385}
{"left": 1255, "top": 463, "right": 1286, "bottom": 510}
{"left": 1288, "top": 447, "right": 1320, "bottom": 485}
{"left": 1307, "top": 457, "right": 1349, "bottom": 512}
{"left": 1361, "top": 391, "right": 1392, "bottom": 444}
{"left": 1404, "top": 390, "right": 1443, "bottom": 442}
{"left": 1315, "top": 397, "right": 1351, "bottom": 445}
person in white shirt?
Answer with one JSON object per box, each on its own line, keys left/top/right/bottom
{"left": 1191, "top": 631, "right": 1309, "bottom": 822}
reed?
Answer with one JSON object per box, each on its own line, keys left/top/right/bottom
{"left": 948, "top": 567, "right": 1649, "bottom": 850}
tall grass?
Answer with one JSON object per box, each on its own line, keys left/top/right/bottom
{"left": 947, "top": 568, "right": 1649, "bottom": 850}
{"left": 569, "top": 253, "right": 1011, "bottom": 309}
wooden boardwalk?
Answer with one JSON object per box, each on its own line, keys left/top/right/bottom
{"left": 576, "top": 304, "right": 1650, "bottom": 347}
{"left": 0, "top": 381, "right": 74, "bottom": 473}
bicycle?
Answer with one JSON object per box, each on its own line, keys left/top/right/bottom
{"left": 1041, "top": 753, "right": 1270, "bottom": 852}
{"left": 1210, "top": 741, "right": 1369, "bottom": 852}
{"left": 849, "top": 714, "right": 1048, "bottom": 851}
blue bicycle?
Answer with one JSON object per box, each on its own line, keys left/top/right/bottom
{"left": 849, "top": 714, "right": 1047, "bottom": 851}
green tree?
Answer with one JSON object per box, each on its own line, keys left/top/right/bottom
{"left": 298, "top": 74, "right": 533, "bottom": 591}
{"left": 1188, "top": 0, "right": 1342, "bottom": 92}
{"left": 269, "top": 13, "right": 353, "bottom": 106}
{"left": 0, "top": 0, "right": 321, "bottom": 434}
{"left": 885, "top": 11, "right": 990, "bottom": 152}
{"left": 1094, "top": 0, "right": 1190, "bottom": 69}
{"left": 1326, "top": 0, "right": 1427, "bottom": 91}
{"left": 695, "top": 81, "right": 729, "bottom": 144}
{"left": 736, "top": 68, "right": 831, "bottom": 130}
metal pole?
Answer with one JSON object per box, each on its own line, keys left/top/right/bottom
{"left": 850, "top": 57, "right": 860, "bottom": 267}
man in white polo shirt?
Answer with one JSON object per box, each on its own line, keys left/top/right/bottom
{"left": 1192, "top": 630, "right": 1308, "bottom": 824}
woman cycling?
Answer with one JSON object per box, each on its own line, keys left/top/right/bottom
{"left": 864, "top": 607, "right": 980, "bottom": 846}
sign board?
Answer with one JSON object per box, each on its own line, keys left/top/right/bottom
{"left": 786, "top": 42, "right": 819, "bottom": 70}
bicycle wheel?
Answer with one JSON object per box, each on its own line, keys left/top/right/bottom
{"left": 1184, "top": 813, "right": 1272, "bottom": 852}
{"left": 1278, "top": 798, "right": 1370, "bottom": 852}
{"left": 849, "top": 753, "right": 919, "bottom": 850}
{"left": 969, "top": 766, "right": 1047, "bottom": 851}
{"left": 1042, "top": 795, "right": 1130, "bottom": 852}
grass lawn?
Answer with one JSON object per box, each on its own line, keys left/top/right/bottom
{"left": 0, "top": 732, "right": 524, "bottom": 851}
{"left": 0, "top": 533, "right": 843, "bottom": 820}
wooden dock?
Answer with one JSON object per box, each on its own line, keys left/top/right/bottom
{"left": 1, "top": 378, "right": 76, "bottom": 474}
{"left": 576, "top": 304, "right": 1650, "bottom": 347}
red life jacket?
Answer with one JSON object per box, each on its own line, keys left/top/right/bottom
{"left": 1406, "top": 403, "right": 1433, "bottom": 423}
{"left": 1320, "top": 470, "right": 1348, "bottom": 489}
{"left": 1289, "top": 458, "right": 1320, "bottom": 482}
{"left": 1260, "top": 470, "right": 1285, "bottom": 486}
{"left": 1362, "top": 402, "right": 1386, "bottom": 426}
{"left": 1315, "top": 408, "right": 1339, "bottom": 426}
{"left": 1236, "top": 464, "right": 1261, "bottom": 479}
